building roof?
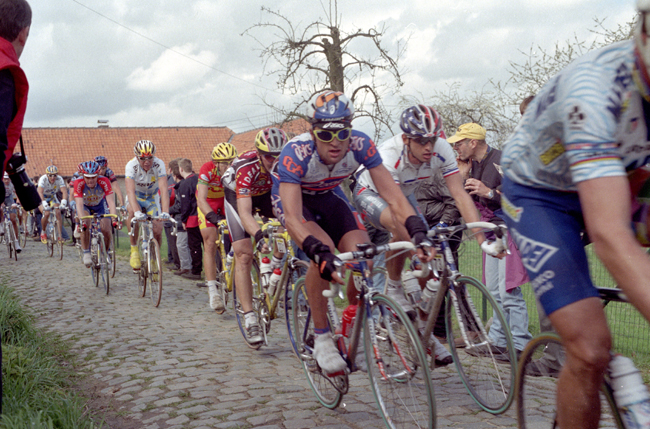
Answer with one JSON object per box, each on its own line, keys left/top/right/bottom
{"left": 20, "top": 118, "right": 311, "bottom": 178}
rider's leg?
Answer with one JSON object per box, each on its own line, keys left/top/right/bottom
{"left": 550, "top": 297, "right": 611, "bottom": 429}
{"left": 54, "top": 206, "right": 63, "bottom": 239}
{"left": 100, "top": 218, "right": 112, "bottom": 251}
{"left": 233, "top": 238, "right": 255, "bottom": 313}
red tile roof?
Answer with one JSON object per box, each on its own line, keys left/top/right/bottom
{"left": 19, "top": 118, "right": 311, "bottom": 178}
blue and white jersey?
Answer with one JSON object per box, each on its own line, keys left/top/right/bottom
{"left": 274, "top": 130, "right": 382, "bottom": 194}
{"left": 125, "top": 157, "right": 166, "bottom": 197}
{"left": 356, "top": 133, "right": 458, "bottom": 196}
{"left": 502, "top": 40, "right": 650, "bottom": 191}
{"left": 37, "top": 174, "right": 66, "bottom": 199}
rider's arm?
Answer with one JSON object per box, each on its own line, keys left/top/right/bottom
{"left": 37, "top": 185, "right": 44, "bottom": 200}
{"left": 237, "top": 195, "right": 262, "bottom": 238}
{"left": 444, "top": 172, "right": 487, "bottom": 245}
{"left": 112, "top": 183, "right": 124, "bottom": 207}
{"left": 75, "top": 197, "right": 85, "bottom": 220}
{"left": 196, "top": 183, "right": 212, "bottom": 215}
{"left": 125, "top": 177, "right": 138, "bottom": 213}
{"left": 579, "top": 175, "right": 650, "bottom": 323}
{"left": 60, "top": 185, "right": 68, "bottom": 201}
{"left": 278, "top": 182, "right": 310, "bottom": 246}
{"left": 158, "top": 175, "right": 169, "bottom": 213}
{"left": 369, "top": 163, "right": 418, "bottom": 225}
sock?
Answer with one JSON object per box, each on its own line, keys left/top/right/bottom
{"left": 314, "top": 327, "right": 330, "bottom": 336}
{"left": 206, "top": 280, "right": 217, "bottom": 287}
{"left": 130, "top": 245, "right": 137, "bottom": 253}
{"left": 387, "top": 278, "right": 401, "bottom": 290}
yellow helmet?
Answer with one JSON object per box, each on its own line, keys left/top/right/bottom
{"left": 255, "top": 127, "right": 287, "bottom": 155}
{"left": 211, "top": 142, "right": 238, "bottom": 162}
{"left": 134, "top": 140, "right": 156, "bottom": 157}
{"left": 45, "top": 165, "right": 58, "bottom": 175}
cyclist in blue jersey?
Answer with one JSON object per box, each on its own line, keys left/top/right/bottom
{"left": 272, "top": 91, "right": 433, "bottom": 374}
{"left": 95, "top": 156, "right": 125, "bottom": 208}
{"left": 501, "top": 2, "right": 650, "bottom": 426}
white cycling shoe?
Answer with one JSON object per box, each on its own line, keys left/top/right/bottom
{"left": 313, "top": 332, "right": 347, "bottom": 374}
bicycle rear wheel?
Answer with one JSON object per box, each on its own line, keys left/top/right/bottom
{"left": 445, "top": 275, "right": 517, "bottom": 413}
{"left": 97, "top": 234, "right": 110, "bottom": 295}
{"left": 233, "top": 259, "right": 262, "bottom": 349}
{"left": 149, "top": 238, "right": 162, "bottom": 307}
{"left": 366, "top": 293, "right": 436, "bottom": 429}
{"left": 292, "top": 279, "right": 344, "bottom": 409}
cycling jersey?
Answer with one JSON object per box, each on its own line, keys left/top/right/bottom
{"left": 37, "top": 174, "right": 65, "bottom": 201}
{"left": 274, "top": 130, "right": 382, "bottom": 194}
{"left": 73, "top": 177, "right": 113, "bottom": 208}
{"left": 355, "top": 133, "right": 458, "bottom": 196}
{"left": 197, "top": 161, "right": 226, "bottom": 229}
{"left": 103, "top": 167, "right": 117, "bottom": 182}
{"left": 223, "top": 151, "right": 273, "bottom": 198}
{"left": 502, "top": 40, "right": 646, "bottom": 191}
{"left": 124, "top": 156, "right": 166, "bottom": 197}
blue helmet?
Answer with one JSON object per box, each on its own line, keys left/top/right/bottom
{"left": 399, "top": 105, "right": 443, "bottom": 138}
{"left": 78, "top": 161, "right": 101, "bottom": 176}
{"left": 94, "top": 156, "right": 108, "bottom": 167}
{"left": 306, "top": 91, "right": 354, "bottom": 126}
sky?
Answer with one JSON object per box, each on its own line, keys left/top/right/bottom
{"left": 20, "top": 0, "right": 636, "bottom": 138}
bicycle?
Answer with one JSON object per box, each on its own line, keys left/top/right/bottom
{"left": 79, "top": 214, "right": 117, "bottom": 295}
{"left": 44, "top": 202, "right": 64, "bottom": 260}
{"left": 233, "top": 218, "right": 309, "bottom": 350}
{"left": 109, "top": 207, "right": 126, "bottom": 278}
{"left": 292, "top": 241, "right": 435, "bottom": 429}
{"left": 515, "top": 287, "right": 640, "bottom": 429}
{"left": 130, "top": 215, "right": 176, "bottom": 307}
{"left": 2, "top": 208, "right": 18, "bottom": 260}
{"left": 15, "top": 205, "right": 27, "bottom": 249}
{"left": 411, "top": 221, "right": 517, "bottom": 414}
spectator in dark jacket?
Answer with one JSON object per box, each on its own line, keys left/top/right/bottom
{"left": 165, "top": 158, "right": 181, "bottom": 270}
{"left": 177, "top": 158, "right": 202, "bottom": 280}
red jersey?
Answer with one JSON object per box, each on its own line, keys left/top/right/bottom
{"left": 197, "top": 161, "right": 225, "bottom": 199}
{"left": 73, "top": 177, "right": 113, "bottom": 207}
{"left": 231, "top": 150, "right": 273, "bottom": 198}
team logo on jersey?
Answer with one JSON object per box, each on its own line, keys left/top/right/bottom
{"left": 567, "top": 105, "right": 586, "bottom": 130}
{"left": 500, "top": 194, "right": 522, "bottom": 222}
{"left": 293, "top": 143, "right": 312, "bottom": 161}
{"left": 530, "top": 270, "right": 556, "bottom": 297}
{"left": 539, "top": 140, "right": 565, "bottom": 165}
{"left": 510, "top": 228, "right": 558, "bottom": 274}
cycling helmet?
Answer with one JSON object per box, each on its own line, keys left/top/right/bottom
{"left": 134, "top": 140, "right": 156, "bottom": 157}
{"left": 255, "top": 127, "right": 288, "bottom": 155}
{"left": 78, "top": 161, "right": 101, "bottom": 176}
{"left": 95, "top": 156, "right": 108, "bottom": 167}
{"left": 45, "top": 165, "right": 58, "bottom": 175}
{"left": 72, "top": 172, "right": 81, "bottom": 180}
{"left": 211, "top": 142, "right": 238, "bottom": 162}
{"left": 399, "top": 105, "right": 443, "bottom": 138}
{"left": 306, "top": 91, "right": 354, "bottom": 127}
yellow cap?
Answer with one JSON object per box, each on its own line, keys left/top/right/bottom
{"left": 446, "top": 123, "right": 486, "bottom": 143}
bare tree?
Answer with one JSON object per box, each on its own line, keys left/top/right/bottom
{"left": 242, "top": 0, "right": 407, "bottom": 140}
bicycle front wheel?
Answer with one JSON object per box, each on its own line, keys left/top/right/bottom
{"left": 110, "top": 227, "right": 117, "bottom": 278}
{"left": 291, "top": 279, "right": 344, "bottom": 409}
{"left": 366, "top": 293, "right": 436, "bottom": 429}
{"left": 18, "top": 223, "right": 27, "bottom": 248}
{"left": 47, "top": 227, "right": 54, "bottom": 257}
{"left": 284, "top": 260, "right": 310, "bottom": 357}
{"left": 97, "top": 234, "right": 110, "bottom": 295}
{"left": 58, "top": 237, "right": 64, "bottom": 260}
{"left": 446, "top": 275, "right": 517, "bottom": 414}
{"left": 91, "top": 239, "right": 100, "bottom": 288}
{"left": 137, "top": 239, "right": 147, "bottom": 298}
{"left": 233, "top": 259, "right": 262, "bottom": 349}
{"left": 149, "top": 238, "right": 162, "bottom": 307}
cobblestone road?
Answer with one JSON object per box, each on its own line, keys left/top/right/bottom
{"left": 4, "top": 239, "right": 522, "bottom": 428}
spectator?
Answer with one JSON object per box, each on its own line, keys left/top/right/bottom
{"left": 448, "top": 123, "right": 531, "bottom": 359}
{"left": 177, "top": 158, "right": 202, "bottom": 280}
{"left": 163, "top": 160, "right": 178, "bottom": 268}
{"left": 170, "top": 159, "right": 191, "bottom": 274}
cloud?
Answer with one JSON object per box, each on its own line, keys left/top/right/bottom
{"left": 126, "top": 43, "right": 217, "bottom": 92}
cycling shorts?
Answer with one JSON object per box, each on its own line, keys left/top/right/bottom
{"left": 83, "top": 200, "right": 109, "bottom": 216}
{"left": 197, "top": 200, "right": 225, "bottom": 230}
{"left": 224, "top": 189, "right": 274, "bottom": 242}
{"left": 271, "top": 185, "right": 365, "bottom": 248}
{"left": 501, "top": 176, "right": 599, "bottom": 316}
{"left": 127, "top": 192, "right": 160, "bottom": 216}
{"left": 352, "top": 184, "right": 426, "bottom": 231}
{"left": 43, "top": 197, "right": 60, "bottom": 211}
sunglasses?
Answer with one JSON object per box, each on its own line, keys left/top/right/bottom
{"left": 409, "top": 135, "right": 437, "bottom": 146}
{"left": 47, "top": 174, "right": 57, "bottom": 178}
{"left": 138, "top": 156, "right": 153, "bottom": 161}
{"left": 261, "top": 154, "right": 278, "bottom": 162}
{"left": 314, "top": 128, "right": 351, "bottom": 143}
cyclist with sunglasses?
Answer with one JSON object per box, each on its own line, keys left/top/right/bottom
{"left": 37, "top": 165, "right": 67, "bottom": 244}
{"left": 272, "top": 91, "right": 434, "bottom": 374}
{"left": 125, "top": 140, "right": 170, "bottom": 270}
{"left": 222, "top": 127, "right": 287, "bottom": 346}
{"left": 95, "top": 156, "right": 125, "bottom": 208}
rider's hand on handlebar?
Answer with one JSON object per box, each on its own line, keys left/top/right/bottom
{"left": 134, "top": 210, "right": 146, "bottom": 220}
{"left": 405, "top": 215, "right": 435, "bottom": 262}
{"left": 480, "top": 239, "right": 507, "bottom": 259}
{"left": 302, "top": 235, "right": 344, "bottom": 284}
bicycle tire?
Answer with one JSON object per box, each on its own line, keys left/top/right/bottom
{"left": 366, "top": 293, "right": 436, "bottom": 429}
{"left": 18, "top": 222, "right": 27, "bottom": 248}
{"left": 110, "top": 227, "right": 117, "bottom": 278}
{"left": 516, "top": 333, "right": 622, "bottom": 429}
{"left": 47, "top": 225, "right": 54, "bottom": 257}
{"left": 233, "top": 259, "right": 262, "bottom": 349}
{"left": 6, "top": 222, "right": 16, "bottom": 260}
{"left": 284, "top": 260, "right": 310, "bottom": 357}
{"left": 58, "top": 238, "right": 63, "bottom": 260}
{"left": 292, "top": 278, "right": 344, "bottom": 409}
{"left": 137, "top": 238, "right": 147, "bottom": 298}
{"left": 149, "top": 238, "right": 163, "bottom": 307}
{"left": 91, "top": 237, "right": 100, "bottom": 288}
{"left": 445, "top": 275, "right": 517, "bottom": 414}
{"left": 97, "top": 234, "right": 109, "bottom": 295}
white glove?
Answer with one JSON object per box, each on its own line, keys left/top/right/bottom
{"left": 41, "top": 201, "right": 49, "bottom": 210}
{"left": 134, "top": 211, "right": 146, "bottom": 220}
{"left": 59, "top": 199, "right": 67, "bottom": 209}
{"left": 159, "top": 212, "right": 170, "bottom": 220}
{"left": 480, "top": 240, "right": 507, "bottom": 257}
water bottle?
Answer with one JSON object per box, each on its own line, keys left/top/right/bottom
{"left": 336, "top": 304, "right": 357, "bottom": 338}
{"left": 225, "top": 250, "right": 234, "bottom": 272}
{"left": 91, "top": 236, "right": 97, "bottom": 247}
{"left": 260, "top": 256, "right": 272, "bottom": 276}
{"left": 402, "top": 272, "right": 422, "bottom": 307}
{"left": 418, "top": 278, "right": 440, "bottom": 313}
{"left": 268, "top": 268, "right": 282, "bottom": 297}
{"left": 73, "top": 225, "right": 81, "bottom": 239}
{"left": 609, "top": 354, "right": 650, "bottom": 428}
